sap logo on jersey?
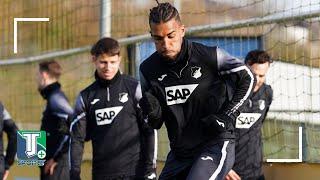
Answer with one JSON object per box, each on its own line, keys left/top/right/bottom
{"left": 236, "top": 113, "right": 261, "bottom": 129}
{"left": 95, "top": 106, "right": 123, "bottom": 125}
{"left": 165, "top": 84, "right": 198, "bottom": 105}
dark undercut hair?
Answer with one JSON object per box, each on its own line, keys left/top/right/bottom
{"left": 149, "top": 2, "right": 181, "bottom": 26}
{"left": 245, "top": 50, "right": 273, "bottom": 66}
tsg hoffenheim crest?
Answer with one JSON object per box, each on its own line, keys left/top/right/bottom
{"left": 191, "top": 66, "right": 202, "bottom": 79}
{"left": 119, "top": 93, "right": 128, "bottom": 103}
{"left": 258, "top": 100, "right": 265, "bottom": 110}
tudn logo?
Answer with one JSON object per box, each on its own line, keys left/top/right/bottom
{"left": 23, "top": 132, "right": 41, "bottom": 158}
{"left": 119, "top": 93, "right": 128, "bottom": 103}
{"left": 191, "top": 66, "right": 202, "bottom": 79}
{"left": 17, "top": 130, "right": 46, "bottom": 166}
{"left": 158, "top": 74, "right": 167, "bottom": 81}
{"left": 201, "top": 156, "right": 213, "bottom": 161}
{"left": 165, "top": 84, "right": 198, "bottom": 105}
{"left": 95, "top": 106, "right": 123, "bottom": 125}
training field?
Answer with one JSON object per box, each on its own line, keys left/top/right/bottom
{"left": 0, "top": 0, "right": 320, "bottom": 180}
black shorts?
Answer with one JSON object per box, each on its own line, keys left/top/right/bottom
{"left": 159, "top": 140, "right": 235, "bottom": 180}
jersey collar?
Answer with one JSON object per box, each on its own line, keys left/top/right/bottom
{"left": 40, "top": 82, "right": 61, "bottom": 99}
{"left": 95, "top": 70, "right": 121, "bottom": 87}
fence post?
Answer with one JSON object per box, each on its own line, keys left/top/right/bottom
{"left": 100, "top": 0, "right": 111, "bottom": 38}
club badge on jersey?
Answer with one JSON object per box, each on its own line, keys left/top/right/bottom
{"left": 191, "top": 66, "right": 202, "bottom": 79}
{"left": 119, "top": 93, "right": 128, "bottom": 103}
{"left": 258, "top": 99, "right": 265, "bottom": 110}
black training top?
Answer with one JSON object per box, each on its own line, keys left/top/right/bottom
{"left": 70, "top": 71, "right": 156, "bottom": 178}
{"left": 233, "top": 83, "right": 273, "bottom": 179}
{"left": 40, "top": 82, "right": 73, "bottom": 161}
{"left": 0, "top": 101, "right": 18, "bottom": 170}
{"left": 140, "top": 38, "right": 255, "bottom": 159}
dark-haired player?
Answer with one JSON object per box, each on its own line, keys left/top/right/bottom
{"left": 70, "top": 37, "right": 156, "bottom": 180}
{"left": 139, "top": 2, "right": 255, "bottom": 180}
{"left": 226, "top": 50, "right": 273, "bottom": 180}
{"left": 37, "top": 60, "right": 74, "bottom": 180}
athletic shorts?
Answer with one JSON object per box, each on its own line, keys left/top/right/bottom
{"left": 159, "top": 140, "right": 235, "bottom": 180}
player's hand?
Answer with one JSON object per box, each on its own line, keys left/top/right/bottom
{"left": 139, "top": 91, "right": 162, "bottom": 128}
{"left": 225, "top": 169, "right": 241, "bottom": 180}
{"left": 2, "top": 170, "right": 9, "bottom": 180}
{"left": 44, "top": 158, "right": 58, "bottom": 175}
{"left": 200, "top": 113, "right": 234, "bottom": 134}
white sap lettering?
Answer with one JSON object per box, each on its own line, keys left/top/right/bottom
{"left": 165, "top": 84, "right": 198, "bottom": 105}
{"left": 95, "top": 106, "right": 123, "bottom": 125}
{"left": 236, "top": 113, "right": 261, "bottom": 129}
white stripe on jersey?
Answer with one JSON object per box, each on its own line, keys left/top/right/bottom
{"left": 209, "top": 140, "right": 229, "bottom": 180}
{"left": 153, "top": 130, "right": 158, "bottom": 168}
{"left": 220, "top": 65, "right": 255, "bottom": 113}
{"left": 68, "top": 112, "right": 86, "bottom": 170}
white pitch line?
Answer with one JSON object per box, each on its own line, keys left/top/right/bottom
{"left": 266, "top": 126, "right": 302, "bottom": 163}
{"left": 14, "top": 18, "right": 50, "bottom": 54}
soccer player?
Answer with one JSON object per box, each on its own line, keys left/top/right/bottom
{"left": 37, "top": 60, "right": 74, "bottom": 180}
{"left": 225, "top": 50, "right": 273, "bottom": 180}
{"left": 0, "top": 102, "right": 18, "bottom": 180}
{"left": 139, "top": 2, "right": 255, "bottom": 180}
{"left": 70, "top": 37, "right": 156, "bottom": 180}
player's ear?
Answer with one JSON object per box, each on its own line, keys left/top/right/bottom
{"left": 42, "top": 71, "right": 50, "bottom": 79}
{"left": 180, "top": 24, "right": 185, "bottom": 37}
{"left": 92, "top": 55, "right": 97, "bottom": 62}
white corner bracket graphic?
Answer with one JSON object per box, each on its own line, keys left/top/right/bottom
{"left": 266, "top": 126, "right": 303, "bottom": 163}
{"left": 14, "top": 18, "right": 50, "bottom": 54}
